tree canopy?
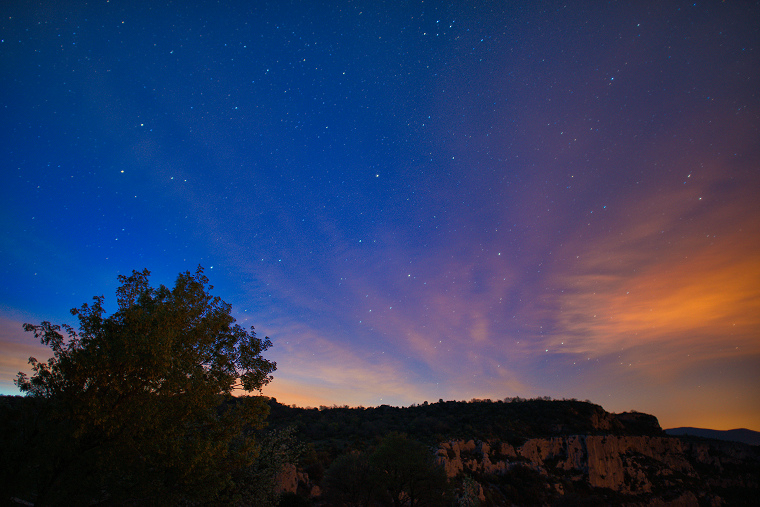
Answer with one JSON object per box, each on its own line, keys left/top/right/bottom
{"left": 322, "top": 432, "right": 450, "bottom": 507}
{"left": 11, "top": 267, "right": 277, "bottom": 505}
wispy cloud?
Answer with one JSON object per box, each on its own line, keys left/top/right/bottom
{"left": 0, "top": 316, "right": 52, "bottom": 395}
{"left": 542, "top": 168, "right": 760, "bottom": 364}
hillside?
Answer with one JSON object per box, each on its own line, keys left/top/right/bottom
{"left": 4, "top": 395, "right": 758, "bottom": 506}
{"left": 265, "top": 397, "right": 663, "bottom": 449}
{"left": 665, "top": 427, "right": 760, "bottom": 446}
{"left": 265, "top": 398, "right": 760, "bottom": 506}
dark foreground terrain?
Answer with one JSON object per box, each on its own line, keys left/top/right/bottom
{"left": 266, "top": 397, "right": 760, "bottom": 506}
{"left": 3, "top": 395, "right": 758, "bottom": 506}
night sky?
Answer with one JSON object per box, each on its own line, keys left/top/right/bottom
{"left": 2, "top": 1, "right": 759, "bottom": 431}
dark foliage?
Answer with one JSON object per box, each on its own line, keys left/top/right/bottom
{"left": 265, "top": 397, "right": 663, "bottom": 454}
{"left": 323, "top": 451, "right": 384, "bottom": 506}
{"left": 321, "top": 432, "right": 450, "bottom": 507}
{"left": 263, "top": 398, "right": 760, "bottom": 507}
{"left": 5, "top": 267, "right": 277, "bottom": 506}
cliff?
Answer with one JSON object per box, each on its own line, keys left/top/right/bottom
{"left": 435, "top": 434, "right": 759, "bottom": 505}
{"left": 264, "top": 398, "right": 759, "bottom": 505}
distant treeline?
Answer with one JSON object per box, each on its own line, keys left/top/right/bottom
{"left": 263, "top": 397, "right": 663, "bottom": 456}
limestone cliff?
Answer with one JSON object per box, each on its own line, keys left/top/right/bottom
{"left": 436, "top": 434, "right": 759, "bottom": 504}
{"left": 262, "top": 399, "right": 758, "bottom": 505}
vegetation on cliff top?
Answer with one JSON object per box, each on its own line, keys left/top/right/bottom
{"left": 264, "top": 396, "right": 663, "bottom": 452}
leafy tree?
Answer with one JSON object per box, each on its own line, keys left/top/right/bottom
{"left": 13, "top": 267, "right": 276, "bottom": 506}
{"left": 370, "top": 433, "right": 451, "bottom": 507}
{"left": 323, "top": 451, "right": 384, "bottom": 506}
{"left": 230, "top": 425, "right": 306, "bottom": 507}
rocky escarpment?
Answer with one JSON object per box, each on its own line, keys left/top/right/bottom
{"left": 275, "top": 463, "right": 321, "bottom": 498}
{"left": 436, "top": 435, "right": 759, "bottom": 504}
{"left": 437, "top": 436, "right": 692, "bottom": 494}
{"left": 262, "top": 399, "right": 757, "bottom": 505}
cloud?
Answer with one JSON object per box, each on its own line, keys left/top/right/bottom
{"left": 0, "top": 315, "right": 52, "bottom": 395}
{"left": 260, "top": 322, "right": 435, "bottom": 407}
{"left": 539, "top": 165, "right": 760, "bottom": 377}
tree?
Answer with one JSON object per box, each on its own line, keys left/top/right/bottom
{"left": 323, "top": 451, "right": 384, "bottom": 506}
{"left": 13, "top": 267, "right": 276, "bottom": 506}
{"left": 370, "top": 433, "right": 451, "bottom": 507}
{"left": 231, "top": 425, "right": 306, "bottom": 507}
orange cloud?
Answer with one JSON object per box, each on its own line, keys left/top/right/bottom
{"left": 257, "top": 321, "right": 436, "bottom": 406}
{"left": 0, "top": 316, "right": 52, "bottom": 395}
{"left": 543, "top": 166, "right": 760, "bottom": 379}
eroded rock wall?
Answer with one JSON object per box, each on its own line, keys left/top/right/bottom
{"left": 436, "top": 435, "right": 696, "bottom": 494}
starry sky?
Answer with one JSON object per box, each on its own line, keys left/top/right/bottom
{"left": 2, "top": 1, "right": 759, "bottom": 431}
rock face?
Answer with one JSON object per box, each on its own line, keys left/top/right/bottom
{"left": 275, "top": 464, "right": 321, "bottom": 498}
{"left": 436, "top": 434, "right": 760, "bottom": 502}
{"left": 261, "top": 400, "right": 757, "bottom": 505}
{"left": 519, "top": 435, "right": 692, "bottom": 492}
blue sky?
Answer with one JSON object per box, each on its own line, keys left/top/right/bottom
{"left": 2, "top": 0, "right": 759, "bottom": 430}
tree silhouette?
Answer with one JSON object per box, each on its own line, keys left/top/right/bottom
{"left": 13, "top": 267, "right": 276, "bottom": 506}
{"left": 371, "top": 432, "right": 450, "bottom": 507}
